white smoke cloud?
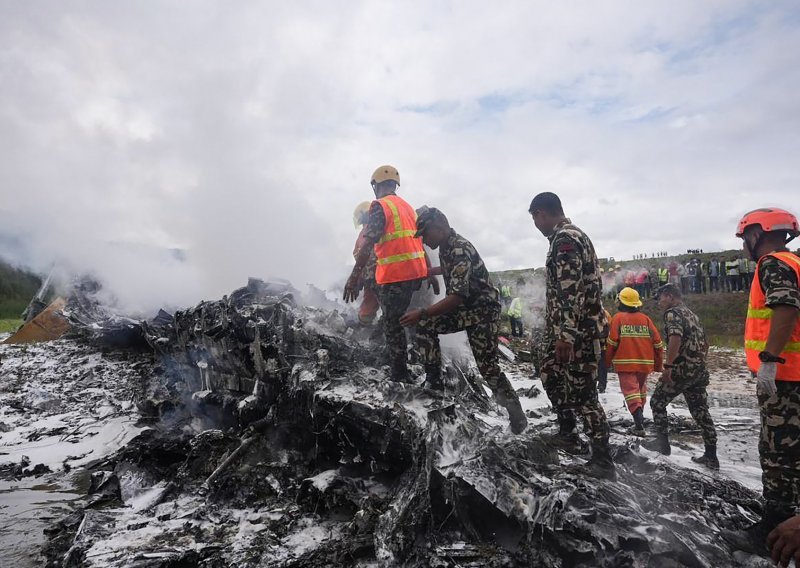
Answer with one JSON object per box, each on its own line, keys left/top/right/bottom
{"left": 0, "top": 1, "right": 798, "bottom": 314}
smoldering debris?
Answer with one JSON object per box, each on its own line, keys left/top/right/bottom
{"left": 18, "top": 278, "right": 772, "bottom": 567}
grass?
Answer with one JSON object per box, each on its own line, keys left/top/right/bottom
{"left": 0, "top": 319, "right": 22, "bottom": 333}
{"left": 707, "top": 335, "right": 743, "bottom": 349}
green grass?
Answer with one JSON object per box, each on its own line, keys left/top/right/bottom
{"left": 0, "top": 319, "right": 22, "bottom": 333}
{"left": 707, "top": 334, "right": 743, "bottom": 349}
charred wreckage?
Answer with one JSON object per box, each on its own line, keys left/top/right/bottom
{"left": 2, "top": 278, "right": 774, "bottom": 567}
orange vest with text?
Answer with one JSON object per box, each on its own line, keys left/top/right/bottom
{"left": 373, "top": 195, "right": 428, "bottom": 285}
{"left": 605, "top": 311, "right": 665, "bottom": 373}
{"left": 745, "top": 251, "right": 800, "bottom": 380}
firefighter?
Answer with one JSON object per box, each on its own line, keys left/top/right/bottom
{"left": 343, "top": 166, "right": 438, "bottom": 383}
{"left": 605, "top": 287, "right": 664, "bottom": 436}
{"left": 399, "top": 207, "right": 527, "bottom": 434}
{"left": 725, "top": 207, "right": 800, "bottom": 553}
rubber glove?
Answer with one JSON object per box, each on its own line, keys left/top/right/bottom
{"left": 757, "top": 361, "right": 778, "bottom": 397}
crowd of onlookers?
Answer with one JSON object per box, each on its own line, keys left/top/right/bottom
{"left": 601, "top": 255, "right": 758, "bottom": 300}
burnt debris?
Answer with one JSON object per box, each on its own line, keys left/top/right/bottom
{"left": 38, "top": 278, "right": 771, "bottom": 567}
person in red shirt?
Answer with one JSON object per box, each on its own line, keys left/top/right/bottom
{"left": 605, "top": 287, "right": 665, "bottom": 435}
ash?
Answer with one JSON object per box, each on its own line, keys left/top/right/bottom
{"left": 0, "top": 279, "right": 774, "bottom": 567}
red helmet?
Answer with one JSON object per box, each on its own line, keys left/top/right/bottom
{"left": 736, "top": 207, "right": 800, "bottom": 238}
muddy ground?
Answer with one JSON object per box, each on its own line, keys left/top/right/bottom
{"left": 0, "top": 294, "right": 772, "bottom": 567}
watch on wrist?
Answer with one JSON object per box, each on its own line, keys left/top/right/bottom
{"left": 419, "top": 308, "right": 428, "bottom": 320}
{"left": 759, "top": 351, "right": 787, "bottom": 364}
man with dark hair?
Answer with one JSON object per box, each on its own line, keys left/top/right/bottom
{"left": 529, "top": 191, "right": 564, "bottom": 215}
{"left": 529, "top": 192, "right": 614, "bottom": 479}
{"left": 400, "top": 207, "right": 527, "bottom": 434}
{"left": 643, "top": 284, "right": 718, "bottom": 468}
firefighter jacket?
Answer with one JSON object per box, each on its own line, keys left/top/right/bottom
{"left": 606, "top": 311, "right": 665, "bottom": 373}
{"left": 745, "top": 251, "right": 800, "bottom": 380}
{"left": 373, "top": 195, "right": 428, "bottom": 285}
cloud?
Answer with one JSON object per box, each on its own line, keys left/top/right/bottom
{"left": 0, "top": 1, "right": 798, "bottom": 312}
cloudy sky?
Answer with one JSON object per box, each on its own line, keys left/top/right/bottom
{"left": 1, "top": 1, "right": 798, "bottom": 312}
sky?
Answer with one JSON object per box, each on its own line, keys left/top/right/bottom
{"left": 1, "top": 1, "right": 799, "bottom": 313}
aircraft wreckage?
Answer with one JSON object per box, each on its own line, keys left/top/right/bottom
{"left": 1, "top": 278, "right": 775, "bottom": 566}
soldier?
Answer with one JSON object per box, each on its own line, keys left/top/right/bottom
{"left": 343, "top": 166, "right": 439, "bottom": 383}
{"left": 725, "top": 208, "right": 800, "bottom": 553}
{"left": 528, "top": 192, "right": 614, "bottom": 478}
{"left": 642, "top": 284, "right": 718, "bottom": 468}
{"left": 399, "top": 207, "right": 527, "bottom": 434}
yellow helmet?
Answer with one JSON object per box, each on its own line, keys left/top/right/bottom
{"left": 618, "top": 287, "right": 643, "bottom": 308}
{"left": 371, "top": 165, "right": 400, "bottom": 186}
{"left": 353, "top": 201, "right": 372, "bottom": 228}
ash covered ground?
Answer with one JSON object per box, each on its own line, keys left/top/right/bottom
{"left": 0, "top": 280, "right": 775, "bottom": 567}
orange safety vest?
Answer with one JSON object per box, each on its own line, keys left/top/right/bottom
{"left": 744, "top": 251, "right": 800, "bottom": 380}
{"left": 605, "top": 311, "right": 665, "bottom": 373}
{"left": 373, "top": 195, "right": 428, "bottom": 285}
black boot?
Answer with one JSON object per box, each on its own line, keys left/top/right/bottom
{"left": 390, "top": 362, "right": 412, "bottom": 384}
{"left": 691, "top": 445, "right": 719, "bottom": 470}
{"left": 423, "top": 365, "right": 443, "bottom": 391}
{"left": 642, "top": 433, "right": 671, "bottom": 455}
{"left": 586, "top": 442, "right": 617, "bottom": 481}
{"left": 495, "top": 375, "right": 527, "bottom": 434}
{"left": 496, "top": 389, "right": 528, "bottom": 434}
{"left": 550, "top": 413, "right": 589, "bottom": 455}
{"left": 721, "top": 505, "right": 793, "bottom": 554}
{"left": 628, "top": 408, "right": 645, "bottom": 437}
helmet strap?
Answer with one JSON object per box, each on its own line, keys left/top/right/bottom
{"left": 744, "top": 230, "right": 763, "bottom": 262}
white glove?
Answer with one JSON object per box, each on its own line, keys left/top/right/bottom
{"left": 757, "top": 361, "right": 778, "bottom": 397}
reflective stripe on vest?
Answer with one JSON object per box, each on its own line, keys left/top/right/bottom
{"left": 373, "top": 195, "right": 428, "bottom": 285}
{"left": 744, "top": 251, "right": 800, "bottom": 381}
{"left": 377, "top": 199, "right": 417, "bottom": 244}
{"left": 376, "top": 250, "right": 426, "bottom": 265}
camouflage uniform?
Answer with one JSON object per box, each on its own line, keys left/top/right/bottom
{"left": 361, "top": 201, "right": 422, "bottom": 376}
{"left": 650, "top": 303, "right": 717, "bottom": 446}
{"left": 756, "top": 255, "right": 800, "bottom": 514}
{"left": 416, "top": 230, "right": 514, "bottom": 391}
{"left": 541, "top": 219, "right": 610, "bottom": 444}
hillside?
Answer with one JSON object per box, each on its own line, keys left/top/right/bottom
{"left": 493, "top": 250, "right": 752, "bottom": 346}
{"left": 0, "top": 260, "right": 41, "bottom": 319}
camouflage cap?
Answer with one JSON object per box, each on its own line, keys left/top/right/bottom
{"left": 654, "top": 283, "right": 681, "bottom": 299}
{"left": 415, "top": 206, "right": 448, "bottom": 237}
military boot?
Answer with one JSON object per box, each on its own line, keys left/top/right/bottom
{"left": 630, "top": 408, "right": 645, "bottom": 437}
{"left": 423, "top": 365, "right": 444, "bottom": 391}
{"left": 548, "top": 425, "right": 589, "bottom": 454}
{"left": 496, "top": 389, "right": 528, "bottom": 434}
{"left": 642, "top": 433, "right": 671, "bottom": 455}
{"left": 585, "top": 442, "right": 617, "bottom": 481}
{"left": 721, "top": 506, "right": 794, "bottom": 554}
{"left": 691, "top": 445, "right": 720, "bottom": 470}
{"left": 390, "top": 362, "right": 412, "bottom": 384}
